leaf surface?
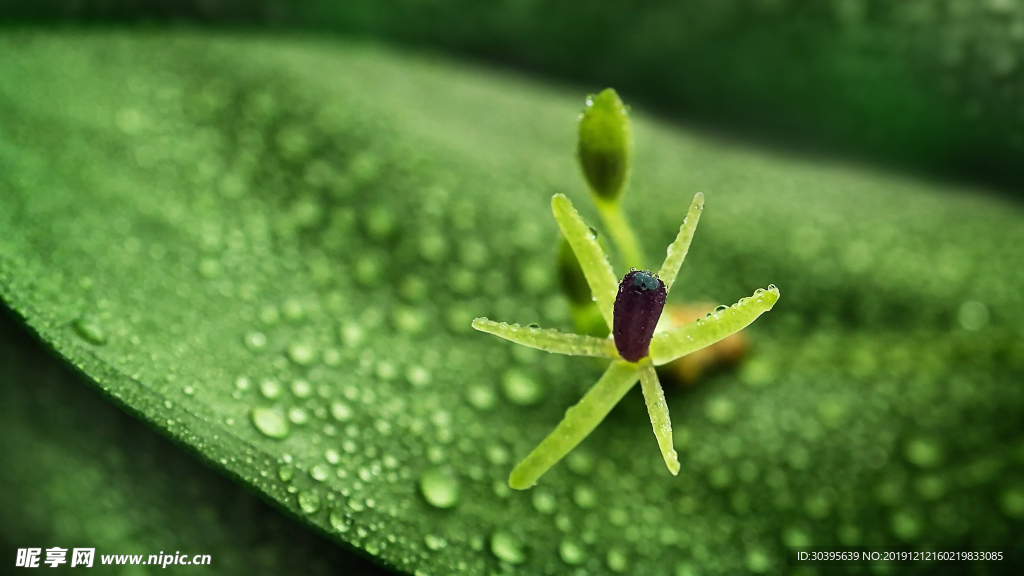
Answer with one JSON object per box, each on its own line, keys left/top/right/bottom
{"left": 1, "top": 31, "right": 1023, "bottom": 575}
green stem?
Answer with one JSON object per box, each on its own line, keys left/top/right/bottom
{"left": 596, "top": 199, "right": 644, "bottom": 270}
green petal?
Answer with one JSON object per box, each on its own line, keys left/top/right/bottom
{"left": 509, "top": 360, "right": 640, "bottom": 489}
{"left": 551, "top": 193, "right": 619, "bottom": 328}
{"left": 656, "top": 192, "right": 704, "bottom": 293}
{"left": 472, "top": 318, "right": 617, "bottom": 358}
{"left": 649, "top": 285, "right": 779, "bottom": 366}
{"left": 638, "top": 360, "right": 680, "bottom": 475}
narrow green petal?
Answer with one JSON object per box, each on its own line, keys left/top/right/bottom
{"left": 649, "top": 284, "right": 779, "bottom": 366}
{"left": 638, "top": 360, "right": 679, "bottom": 475}
{"left": 471, "top": 318, "right": 617, "bottom": 358}
{"left": 551, "top": 194, "right": 618, "bottom": 329}
{"left": 509, "top": 360, "right": 640, "bottom": 489}
{"left": 656, "top": 192, "right": 704, "bottom": 293}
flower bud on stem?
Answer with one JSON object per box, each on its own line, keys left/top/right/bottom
{"left": 578, "top": 88, "right": 644, "bottom": 268}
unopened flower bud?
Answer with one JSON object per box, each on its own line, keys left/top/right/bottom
{"left": 577, "top": 88, "right": 632, "bottom": 202}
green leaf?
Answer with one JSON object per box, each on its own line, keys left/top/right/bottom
{"left": 0, "top": 312, "right": 393, "bottom": 574}
{"left": 1, "top": 30, "right": 1023, "bottom": 575}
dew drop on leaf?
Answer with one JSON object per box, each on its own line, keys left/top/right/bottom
{"left": 904, "top": 437, "right": 943, "bottom": 468}
{"left": 489, "top": 531, "right": 525, "bottom": 565}
{"left": 288, "top": 407, "right": 308, "bottom": 425}
{"left": 259, "top": 379, "right": 281, "bottom": 399}
{"left": 559, "top": 539, "right": 585, "bottom": 565}
{"left": 287, "top": 342, "right": 316, "bottom": 366}
{"left": 310, "top": 464, "right": 330, "bottom": 482}
{"left": 572, "top": 484, "right": 597, "bottom": 509}
{"left": 330, "top": 401, "right": 352, "bottom": 422}
{"left": 500, "top": 369, "right": 543, "bottom": 406}
{"left": 423, "top": 534, "right": 447, "bottom": 551}
{"left": 290, "top": 379, "right": 312, "bottom": 398}
{"left": 250, "top": 406, "right": 290, "bottom": 439}
{"left": 531, "top": 489, "right": 557, "bottom": 514}
{"left": 466, "top": 384, "right": 497, "bottom": 410}
{"left": 745, "top": 547, "right": 771, "bottom": 573}
{"left": 418, "top": 468, "right": 460, "bottom": 509}
{"left": 277, "top": 463, "right": 294, "bottom": 483}
{"left": 244, "top": 331, "right": 267, "bottom": 351}
{"left": 1000, "top": 487, "right": 1024, "bottom": 519}
{"left": 329, "top": 507, "right": 349, "bottom": 533}
{"left": 606, "top": 547, "right": 629, "bottom": 573}
{"left": 405, "top": 365, "right": 431, "bottom": 388}
{"left": 297, "top": 490, "right": 321, "bottom": 514}
{"left": 705, "top": 396, "right": 736, "bottom": 424}
{"left": 71, "top": 316, "right": 106, "bottom": 345}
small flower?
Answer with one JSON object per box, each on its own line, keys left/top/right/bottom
{"left": 473, "top": 192, "right": 779, "bottom": 489}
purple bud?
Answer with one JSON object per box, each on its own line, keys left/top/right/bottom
{"left": 612, "top": 270, "right": 667, "bottom": 362}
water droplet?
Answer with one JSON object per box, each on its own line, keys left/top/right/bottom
{"left": 606, "top": 547, "right": 629, "bottom": 573}
{"left": 467, "top": 384, "right": 497, "bottom": 410}
{"left": 72, "top": 316, "right": 107, "bottom": 345}
{"left": 558, "top": 539, "right": 585, "bottom": 565}
{"left": 957, "top": 301, "right": 989, "bottom": 331}
{"left": 182, "top": 385, "right": 195, "bottom": 396}
{"left": 288, "top": 407, "right": 309, "bottom": 425}
{"left": 330, "top": 401, "right": 353, "bottom": 422}
{"left": 837, "top": 524, "right": 861, "bottom": 545}
{"left": 745, "top": 547, "right": 771, "bottom": 573}
{"left": 783, "top": 527, "right": 811, "bottom": 547}
{"left": 419, "top": 232, "right": 448, "bottom": 262}
{"left": 340, "top": 322, "right": 364, "bottom": 347}
{"left": 490, "top": 531, "right": 525, "bottom": 564}
{"left": 501, "top": 370, "right": 544, "bottom": 406}
{"left": 235, "top": 376, "right": 251, "bottom": 391}
{"left": 705, "top": 397, "right": 736, "bottom": 424}
{"left": 259, "top": 305, "right": 280, "bottom": 325}
{"left": 365, "top": 205, "right": 396, "bottom": 241}
{"left": 904, "top": 437, "right": 943, "bottom": 468}
{"left": 282, "top": 298, "right": 305, "bottom": 322}
{"left": 297, "top": 490, "right": 321, "bottom": 514}
{"left": 890, "top": 509, "right": 921, "bottom": 541}
{"left": 310, "top": 464, "right": 330, "bottom": 482}
{"left": 406, "top": 365, "right": 431, "bottom": 388}
{"left": 250, "top": 407, "right": 290, "bottom": 439}
{"left": 197, "top": 257, "right": 220, "bottom": 278}
{"left": 804, "top": 492, "right": 831, "bottom": 519}
{"left": 355, "top": 255, "right": 385, "bottom": 286}
{"left": 485, "top": 444, "right": 509, "bottom": 465}
{"left": 289, "top": 379, "right": 312, "bottom": 398}
{"left": 244, "top": 331, "right": 267, "bottom": 351}
{"left": 259, "top": 379, "right": 281, "bottom": 399}
{"left": 424, "top": 534, "right": 447, "bottom": 551}
{"left": 531, "top": 489, "right": 557, "bottom": 514}
{"left": 708, "top": 466, "right": 732, "bottom": 489}
{"left": 392, "top": 307, "right": 427, "bottom": 334}
{"left": 566, "top": 450, "right": 595, "bottom": 475}
{"left": 914, "top": 474, "right": 947, "bottom": 501}
{"left": 375, "top": 361, "right": 397, "bottom": 381}
{"left": 675, "top": 561, "right": 697, "bottom": 576}
{"left": 287, "top": 342, "right": 316, "bottom": 366}
{"left": 1000, "top": 486, "right": 1024, "bottom": 519}
{"left": 329, "top": 507, "right": 349, "bottom": 533}
{"left": 277, "top": 463, "right": 294, "bottom": 483}
{"left": 419, "top": 468, "right": 460, "bottom": 509}
{"left": 572, "top": 485, "right": 597, "bottom": 509}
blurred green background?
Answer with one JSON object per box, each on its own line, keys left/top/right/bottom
{"left": 1, "top": 2, "right": 1022, "bottom": 575}
{"left": 6, "top": 0, "right": 1024, "bottom": 195}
